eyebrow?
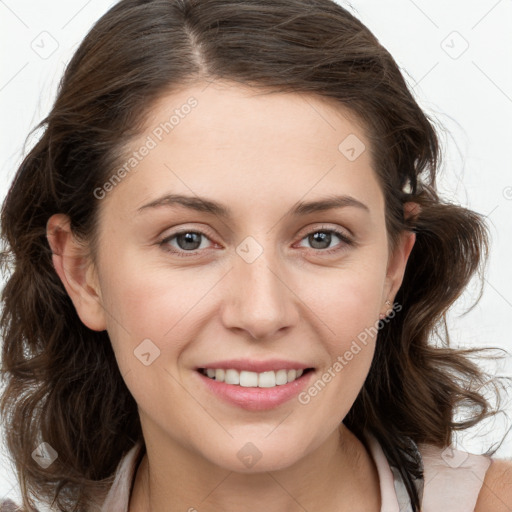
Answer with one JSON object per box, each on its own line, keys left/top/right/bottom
{"left": 137, "top": 193, "right": 370, "bottom": 218}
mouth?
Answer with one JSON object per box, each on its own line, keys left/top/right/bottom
{"left": 197, "top": 367, "right": 315, "bottom": 388}
{"left": 195, "top": 366, "right": 315, "bottom": 411}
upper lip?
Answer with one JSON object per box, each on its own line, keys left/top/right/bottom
{"left": 196, "top": 359, "right": 313, "bottom": 373}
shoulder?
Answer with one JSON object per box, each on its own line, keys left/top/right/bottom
{"left": 417, "top": 443, "right": 493, "bottom": 512}
{"left": 475, "top": 457, "right": 512, "bottom": 512}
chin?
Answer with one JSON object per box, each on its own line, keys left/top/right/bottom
{"left": 200, "top": 437, "right": 308, "bottom": 474}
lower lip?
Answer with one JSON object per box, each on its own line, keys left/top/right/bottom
{"left": 195, "top": 369, "right": 315, "bottom": 411}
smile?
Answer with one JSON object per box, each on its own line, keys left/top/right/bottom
{"left": 198, "top": 368, "right": 313, "bottom": 387}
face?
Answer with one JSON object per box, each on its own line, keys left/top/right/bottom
{"left": 50, "top": 80, "right": 415, "bottom": 473}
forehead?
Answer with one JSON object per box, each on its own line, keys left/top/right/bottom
{"left": 141, "top": 80, "right": 370, "bottom": 155}
{"left": 101, "top": 80, "right": 384, "bottom": 222}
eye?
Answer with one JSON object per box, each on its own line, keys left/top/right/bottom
{"left": 159, "top": 229, "right": 214, "bottom": 257}
{"left": 296, "top": 226, "right": 354, "bottom": 255}
{"left": 158, "top": 225, "right": 354, "bottom": 258}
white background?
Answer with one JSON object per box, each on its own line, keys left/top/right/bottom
{"left": 1, "top": 0, "right": 511, "bottom": 506}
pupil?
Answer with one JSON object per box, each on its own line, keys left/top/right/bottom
{"left": 310, "top": 232, "right": 330, "bottom": 249}
{"left": 178, "top": 232, "right": 201, "bottom": 250}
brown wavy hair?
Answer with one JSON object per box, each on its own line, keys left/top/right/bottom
{"left": 0, "top": 0, "right": 509, "bottom": 510}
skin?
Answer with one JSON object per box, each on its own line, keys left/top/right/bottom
{"left": 475, "top": 459, "right": 512, "bottom": 512}
{"left": 46, "top": 80, "right": 423, "bottom": 511}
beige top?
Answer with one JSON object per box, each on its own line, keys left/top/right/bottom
{"left": 97, "top": 434, "right": 491, "bottom": 512}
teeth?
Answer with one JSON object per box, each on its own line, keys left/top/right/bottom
{"left": 225, "top": 369, "right": 239, "bottom": 385}
{"left": 201, "top": 368, "right": 306, "bottom": 387}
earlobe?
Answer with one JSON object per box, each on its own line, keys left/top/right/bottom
{"left": 46, "top": 214, "right": 107, "bottom": 332}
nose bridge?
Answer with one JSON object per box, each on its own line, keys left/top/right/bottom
{"left": 221, "top": 233, "right": 298, "bottom": 339}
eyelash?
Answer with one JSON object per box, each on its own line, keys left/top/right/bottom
{"left": 158, "top": 225, "right": 354, "bottom": 258}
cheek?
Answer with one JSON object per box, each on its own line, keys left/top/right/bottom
{"left": 295, "top": 268, "right": 385, "bottom": 419}
{"left": 98, "top": 256, "right": 202, "bottom": 415}
{"left": 97, "top": 246, "right": 231, "bottom": 384}
{"left": 299, "top": 253, "right": 387, "bottom": 342}
{"left": 297, "top": 254, "right": 387, "bottom": 395}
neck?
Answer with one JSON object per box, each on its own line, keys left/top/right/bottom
{"left": 128, "top": 424, "right": 380, "bottom": 512}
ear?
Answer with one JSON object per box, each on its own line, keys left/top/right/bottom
{"left": 46, "top": 213, "right": 107, "bottom": 331}
{"left": 382, "top": 201, "right": 420, "bottom": 307}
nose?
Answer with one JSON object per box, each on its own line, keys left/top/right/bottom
{"left": 220, "top": 242, "right": 300, "bottom": 340}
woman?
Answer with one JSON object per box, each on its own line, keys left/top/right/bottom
{"left": 1, "top": 0, "right": 511, "bottom": 511}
